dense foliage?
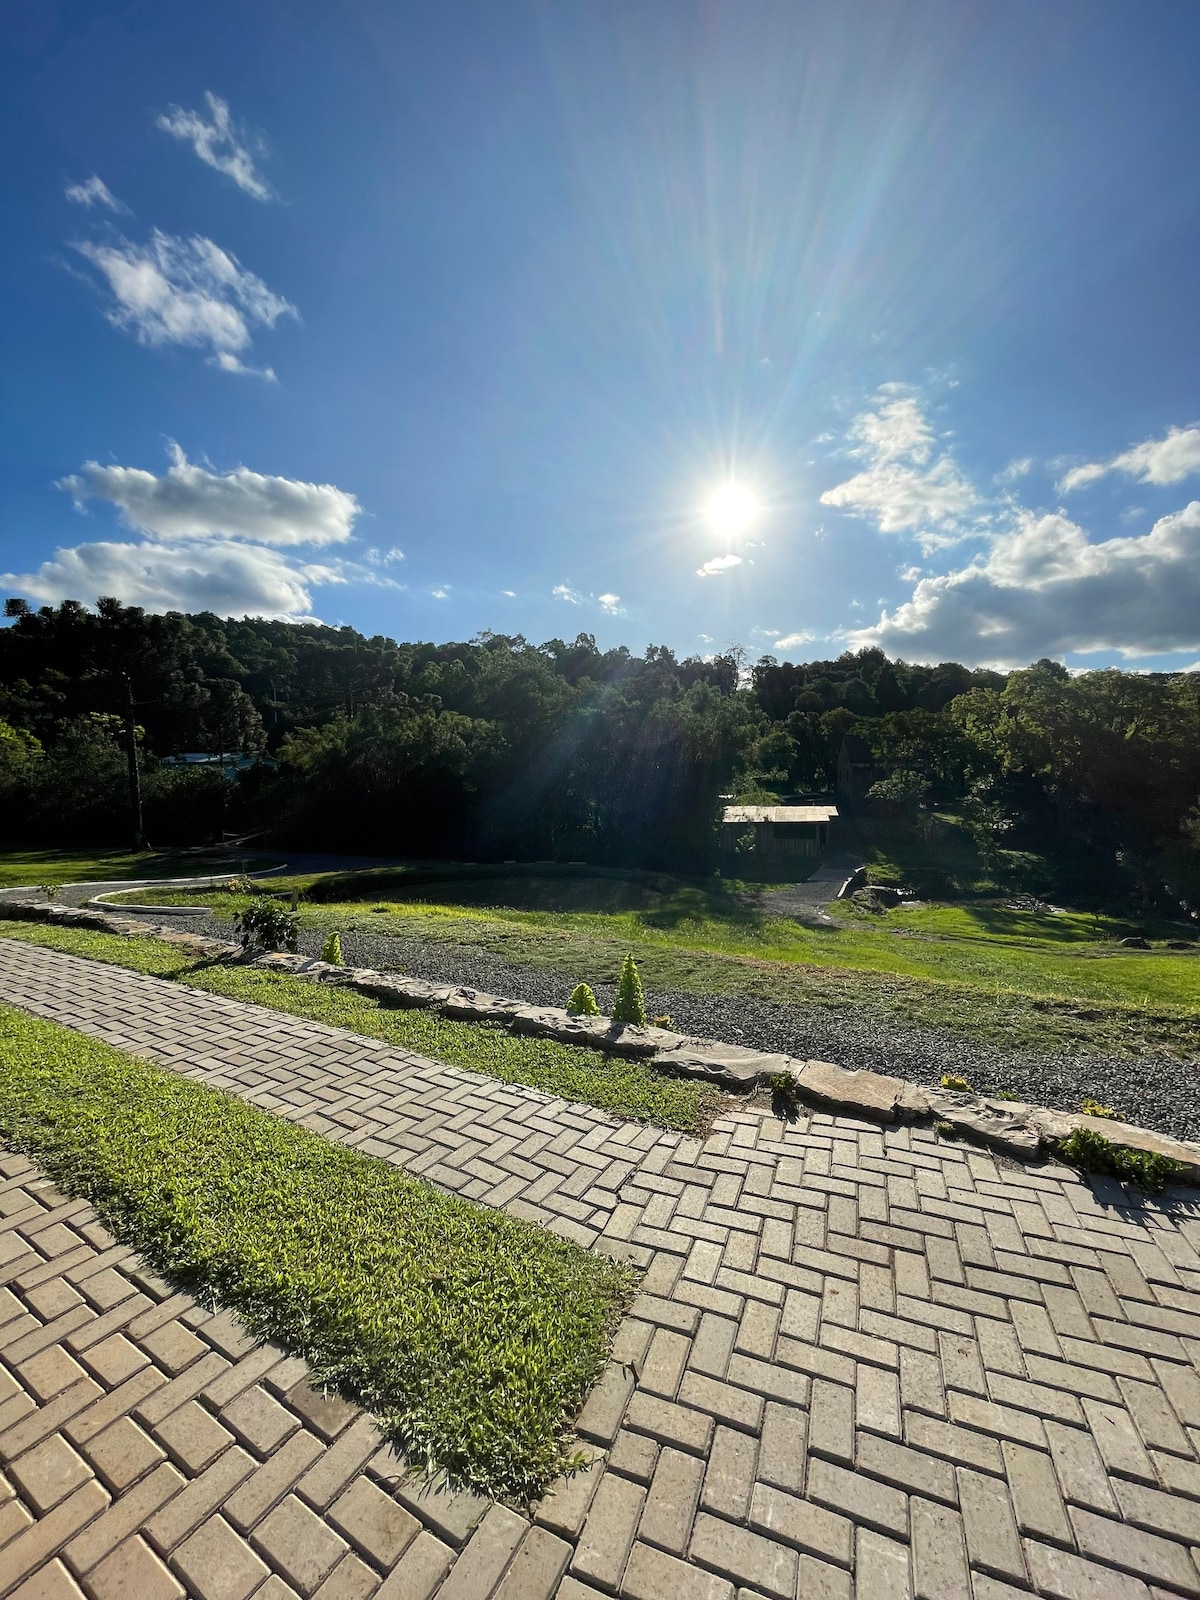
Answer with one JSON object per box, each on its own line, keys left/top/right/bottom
{"left": 2, "top": 596, "right": 1200, "bottom": 913}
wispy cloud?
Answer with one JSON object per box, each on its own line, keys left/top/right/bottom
{"left": 995, "top": 457, "right": 1034, "bottom": 485}
{"left": 552, "top": 583, "right": 581, "bottom": 604}
{"left": 772, "top": 631, "right": 814, "bottom": 651}
{"left": 58, "top": 443, "right": 359, "bottom": 547}
{"left": 363, "top": 546, "right": 405, "bottom": 567}
{"left": 1058, "top": 426, "right": 1200, "bottom": 493}
{"left": 64, "top": 176, "right": 127, "bottom": 212}
{"left": 430, "top": 587, "right": 450, "bottom": 600}
{"left": 156, "top": 92, "right": 273, "bottom": 201}
{"left": 820, "top": 386, "right": 979, "bottom": 551}
{"left": 696, "top": 554, "right": 742, "bottom": 577}
{"left": 71, "top": 229, "right": 295, "bottom": 375}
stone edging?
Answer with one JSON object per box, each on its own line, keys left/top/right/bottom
{"left": 4, "top": 895, "right": 1198, "bottom": 1183}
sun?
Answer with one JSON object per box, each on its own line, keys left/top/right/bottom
{"left": 705, "top": 482, "right": 760, "bottom": 541}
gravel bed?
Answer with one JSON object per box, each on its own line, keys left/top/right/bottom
{"left": 163, "top": 912, "right": 1200, "bottom": 1145}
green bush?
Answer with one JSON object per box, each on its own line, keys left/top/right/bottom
{"left": 767, "top": 1069, "right": 800, "bottom": 1116}
{"left": 234, "top": 897, "right": 299, "bottom": 953}
{"left": 1056, "top": 1127, "right": 1184, "bottom": 1193}
{"left": 941, "top": 1074, "right": 973, "bottom": 1093}
{"left": 1081, "top": 1097, "right": 1122, "bottom": 1121}
{"left": 321, "top": 931, "right": 345, "bottom": 966}
{"left": 612, "top": 954, "right": 646, "bottom": 1026}
{"left": 566, "top": 982, "right": 600, "bottom": 1016}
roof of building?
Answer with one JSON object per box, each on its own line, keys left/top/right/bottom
{"left": 722, "top": 805, "right": 839, "bottom": 824}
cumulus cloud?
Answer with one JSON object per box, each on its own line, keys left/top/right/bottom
{"left": 850, "top": 503, "right": 1200, "bottom": 665}
{"left": 820, "top": 387, "right": 979, "bottom": 551}
{"left": 1059, "top": 426, "right": 1200, "bottom": 493}
{"left": 597, "top": 593, "right": 623, "bottom": 614}
{"left": 156, "top": 92, "right": 272, "bottom": 201}
{"left": 65, "top": 176, "right": 126, "bottom": 212}
{"left": 430, "top": 587, "right": 449, "bottom": 600}
{"left": 773, "top": 631, "right": 815, "bottom": 651}
{"left": 696, "top": 554, "right": 742, "bottom": 577}
{"left": 58, "top": 444, "right": 359, "bottom": 548}
{"left": 2, "top": 540, "right": 332, "bottom": 621}
{"left": 71, "top": 229, "right": 295, "bottom": 370}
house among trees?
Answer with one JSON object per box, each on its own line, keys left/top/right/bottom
{"left": 720, "top": 802, "right": 838, "bottom": 864}
{"left": 836, "top": 734, "right": 888, "bottom": 811}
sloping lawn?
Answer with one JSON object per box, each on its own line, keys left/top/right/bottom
{"left": 0, "top": 1004, "right": 634, "bottom": 1499}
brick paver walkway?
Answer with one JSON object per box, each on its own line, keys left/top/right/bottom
{"left": 3, "top": 941, "right": 1200, "bottom": 1599}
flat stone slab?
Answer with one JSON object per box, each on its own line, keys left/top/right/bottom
{"left": 654, "top": 1041, "right": 792, "bottom": 1090}
{"left": 350, "top": 971, "right": 453, "bottom": 1008}
{"left": 510, "top": 1006, "right": 660, "bottom": 1057}
{"left": 1028, "top": 1107, "right": 1200, "bottom": 1179}
{"left": 928, "top": 1091, "right": 1041, "bottom": 1158}
{"left": 796, "top": 1057, "right": 907, "bottom": 1122}
{"left": 442, "top": 987, "right": 521, "bottom": 1022}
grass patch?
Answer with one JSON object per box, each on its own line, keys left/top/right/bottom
{"left": 108, "top": 875, "right": 1200, "bottom": 1059}
{"left": 0, "top": 1004, "right": 634, "bottom": 1499}
{"left": 0, "top": 848, "right": 269, "bottom": 889}
{"left": 0, "top": 923, "right": 720, "bottom": 1133}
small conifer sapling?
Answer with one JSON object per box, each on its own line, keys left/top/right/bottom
{"left": 567, "top": 982, "right": 600, "bottom": 1016}
{"left": 612, "top": 954, "right": 646, "bottom": 1026}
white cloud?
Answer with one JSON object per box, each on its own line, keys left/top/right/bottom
{"left": 851, "top": 502, "right": 1200, "bottom": 665}
{"left": 156, "top": 92, "right": 272, "bottom": 201}
{"left": 697, "top": 633, "right": 713, "bottom": 643}
{"left": 820, "top": 386, "right": 980, "bottom": 551}
{"left": 430, "top": 588, "right": 449, "bottom": 600}
{"left": 209, "top": 351, "right": 277, "bottom": 382}
{"left": 696, "top": 554, "right": 742, "bottom": 577}
{"left": 995, "top": 457, "right": 1034, "bottom": 484}
{"left": 1059, "top": 426, "right": 1200, "bottom": 493}
{"left": 363, "top": 546, "right": 405, "bottom": 567}
{"left": 773, "top": 632, "right": 814, "bottom": 651}
{"left": 553, "top": 583, "right": 582, "bottom": 603}
{"left": 597, "top": 593, "right": 623, "bottom": 614}
{"left": 65, "top": 176, "right": 126, "bottom": 212}
{"left": 58, "top": 444, "right": 359, "bottom": 548}
{"left": 501, "top": 589, "right": 517, "bottom": 598}
{"left": 72, "top": 229, "right": 295, "bottom": 370}
{"left": 3, "top": 539, "right": 330, "bottom": 621}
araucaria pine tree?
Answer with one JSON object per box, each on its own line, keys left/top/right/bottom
{"left": 612, "top": 954, "right": 646, "bottom": 1026}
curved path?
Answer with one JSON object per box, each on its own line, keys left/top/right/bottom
{"left": 3, "top": 938, "right": 1200, "bottom": 1599}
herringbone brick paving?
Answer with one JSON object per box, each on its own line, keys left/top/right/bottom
{"left": 2, "top": 940, "right": 1200, "bottom": 1598}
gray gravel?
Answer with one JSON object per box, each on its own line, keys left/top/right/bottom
{"left": 176, "top": 912, "right": 1200, "bottom": 1145}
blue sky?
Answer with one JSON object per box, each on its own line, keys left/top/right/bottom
{"left": 3, "top": 0, "right": 1200, "bottom": 669}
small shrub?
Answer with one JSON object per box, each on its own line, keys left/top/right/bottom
{"left": 321, "top": 931, "right": 345, "bottom": 966}
{"left": 612, "top": 954, "right": 646, "bottom": 1026}
{"left": 941, "top": 1074, "right": 973, "bottom": 1093}
{"left": 768, "top": 1069, "right": 800, "bottom": 1117}
{"left": 1081, "top": 1097, "right": 1123, "bottom": 1121}
{"left": 934, "top": 1120, "right": 959, "bottom": 1140}
{"left": 234, "top": 898, "right": 299, "bottom": 954}
{"left": 652, "top": 1014, "right": 675, "bottom": 1030}
{"left": 991, "top": 1089, "right": 1018, "bottom": 1102}
{"left": 566, "top": 982, "right": 600, "bottom": 1017}
{"left": 226, "top": 874, "right": 258, "bottom": 896}
{"left": 1056, "top": 1127, "right": 1184, "bottom": 1193}
{"left": 38, "top": 883, "right": 60, "bottom": 901}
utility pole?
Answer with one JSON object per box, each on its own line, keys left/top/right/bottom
{"left": 122, "top": 672, "right": 146, "bottom": 851}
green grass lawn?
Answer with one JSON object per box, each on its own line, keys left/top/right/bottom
{"left": 104, "top": 867, "right": 1200, "bottom": 1059}
{"left": 0, "top": 1004, "right": 632, "bottom": 1499}
{"left": 0, "top": 922, "right": 721, "bottom": 1132}
{"left": 0, "top": 848, "right": 269, "bottom": 888}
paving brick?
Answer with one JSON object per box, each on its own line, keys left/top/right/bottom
{"left": 223, "top": 1430, "right": 325, "bottom": 1532}
{"left": 143, "top": 1449, "right": 253, "bottom": 1554}
{"left": 1112, "top": 1476, "right": 1200, "bottom": 1545}
{"left": 608, "top": 1428, "right": 659, "bottom": 1485}
{"left": 6, "top": 1558, "right": 87, "bottom": 1599}
{"left": 1068, "top": 1504, "right": 1200, "bottom": 1593}
{"left": 0, "top": 1478, "right": 111, "bottom": 1591}
{"left": 171, "top": 1514, "right": 271, "bottom": 1600}
{"left": 433, "top": 1503, "right": 527, "bottom": 1600}
{"left": 910, "top": 1497, "right": 969, "bottom": 1600}
{"left": 328, "top": 1477, "right": 420, "bottom": 1566}
{"left": 251, "top": 1494, "right": 349, "bottom": 1595}
{"left": 624, "top": 1392, "right": 713, "bottom": 1456}
{"left": 1084, "top": 1399, "right": 1157, "bottom": 1483}
{"left": 1001, "top": 1438, "right": 1072, "bottom": 1547}
{"left": 688, "top": 1513, "right": 797, "bottom": 1600}
{"left": 1025, "top": 1538, "right": 1155, "bottom": 1600}
{"left": 748, "top": 1481, "right": 852, "bottom": 1567}
{"left": 957, "top": 1466, "right": 1026, "bottom": 1586}
{"left": 489, "top": 1526, "right": 571, "bottom": 1600}
{"left": 576, "top": 1363, "right": 636, "bottom": 1447}
{"left": 535, "top": 1455, "right": 604, "bottom": 1539}
{"left": 857, "top": 1433, "right": 956, "bottom": 1505}
{"left": 571, "top": 1469, "right": 645, "bottom": 1590}
{"left": 855, "top": 1528, "right": 913, "bottom": 1600}
{"left": 623, "top": 1540, "right": 735, "bottom": 1600}
{"left": 86, "top": 1534, "right": 184, "bottom": 1600}
{"left": 9, "top": 1434, "right": 94, "bottom": 1513}
{"left": 295, "top": 1416, "right": 382, "bottom": 1511}
{"left": 808, "top": 1379, "right": 854, "bottom": 1465}
{"left": 638, "top": 1448, "right": 704, "bottom": 1556}
{"left": 639, "top": 1328, "right": 691, "bottom": 1398}
{"left": 16, "top": 1345, "right": 88, "bottom": 1401}
{"left": 757, "top": 1399, "right": 806, "bottom": 1495}
{"left": 283, "top": 1378, "right": 358, "bottom": 1442}
{"left": 677, "top": 1371, "right": 762, "bottom": 1434}
{"left": 808, "top": 1457, "right": 908, "bottom": 1539}
{"left": 153, "top": 1398, "right": 235, "bottom": 1471}
{"left": 80, "top": 1415, "right": 166, "bottom": 1493}
{"left": 220, "top": 1384, "right": 299, "bottom": 1453}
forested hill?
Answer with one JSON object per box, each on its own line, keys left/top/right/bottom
{"left": 2, "top": 598, "right": 1199, "bottom": 912}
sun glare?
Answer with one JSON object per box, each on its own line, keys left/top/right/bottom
{"left": 705, "top": 482, "right": 760, "bottom": 540}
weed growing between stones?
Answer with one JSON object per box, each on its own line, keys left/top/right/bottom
{"left": 1056, "top": 1127, "right": 1184, "bottom": 1192}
